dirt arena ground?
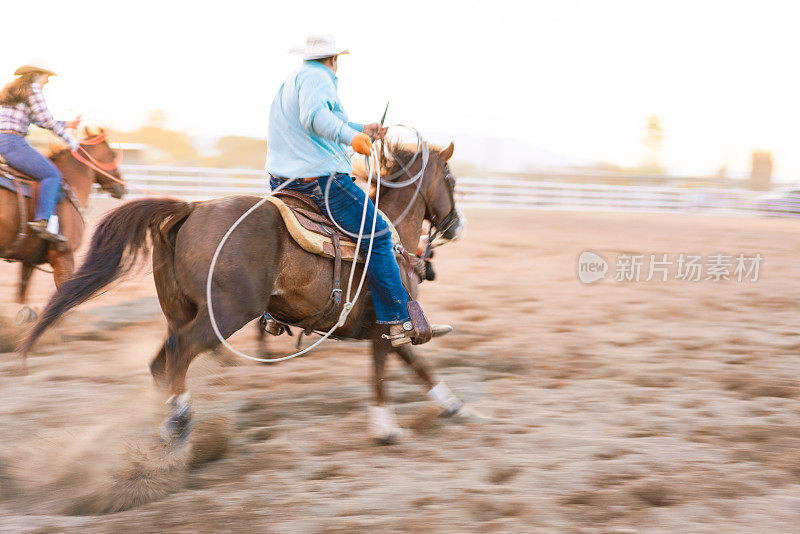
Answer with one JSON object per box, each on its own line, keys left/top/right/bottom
{"left": 3, "top": 200, "right": 800, "bottom": 532}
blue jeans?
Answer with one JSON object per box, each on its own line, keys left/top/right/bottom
{"left": 0, "top": 133, "right": 62, "bottom": 220}
{"left": 270, "top": 173, "right": 410, "bottom": 324}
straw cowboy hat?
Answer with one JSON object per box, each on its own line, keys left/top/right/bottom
{"left": 290, "top": 34, "right": 349, "bottom": 60}
{"left": 14, "top": 63, "right": 57, "bottom": 76}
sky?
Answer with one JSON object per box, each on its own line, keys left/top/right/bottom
{"left": 2, "top": 0, "right": 798, "bottom": 177}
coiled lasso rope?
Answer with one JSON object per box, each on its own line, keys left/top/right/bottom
{"left": 205, "top": 125, "right": 427, "bottom": 363}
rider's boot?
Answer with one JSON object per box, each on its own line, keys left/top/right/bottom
{"left": 28, "top": 215, "right": 67, "bottom": 243}
{"left": 384, "top": 300, "right": 452, "bottom": 347}
{"left": 385, "top": 321, "right": 452, "bottom": 347}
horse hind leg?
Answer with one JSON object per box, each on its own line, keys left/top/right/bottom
{"left": 17, "top": 262, "right": 34, "bottom": 304}
{"left": 149, "top": 343, "right": 168, "bottom": 388}
{"left": 150, "top": 303, "right": 197, "bottom": 389}
{"left": 161, "top": 301, "right": 257, "bottom": 443}
{"left": 161, "top": 316, "right": 213, "bottom": 443}
{"left": 15, "top": 262, "right": 38, "bottom": 324}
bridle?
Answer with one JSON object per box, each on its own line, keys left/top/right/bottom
{"left": 389, "top": 145, "right": 460, "bottom": 258}
{"left": 425, "top": 155, "right": 460, "bottom": 244}
{"left": 380, "top": 140, "right": 460, "bottom": 245}
{"left": 71, "top": 131, "right": 123, "bottom": 173}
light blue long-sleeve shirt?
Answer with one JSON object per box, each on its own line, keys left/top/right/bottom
{"left": 266, "top": 60, "right": 364, "bottom": 178}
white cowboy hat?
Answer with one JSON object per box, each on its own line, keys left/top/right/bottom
{"left": 290, "top": 34, "right": 349, "bottom": 60}
{"left": 14, "top": 62, "right": 57, "bottom": 77}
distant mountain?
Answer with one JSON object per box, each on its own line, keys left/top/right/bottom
{"left": 182, "top": 131, "right": 599, "bottom": 173}
{"left": 422, "top": 131, "right": 599, "bottom": 173}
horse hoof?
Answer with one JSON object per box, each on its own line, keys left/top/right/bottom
{"left": 447, "top": 403, "right": 496, "bottom": 423}
{"left": 14, "top": 306, "right": 37, "bottom": 325}
{"left": 161, "top": 414, "right": 193, "bottom": 445}
{"left": 368, "top": 406, "right": 405, "bottom": 444}
{"left": 440, "top": 398, "right": 465, "bottom": 418}
{"left": 375, "top": 431, "right": 402, "bottom": 445}
{"left": 162, "top": 395, "right": 193, "bottom": 444}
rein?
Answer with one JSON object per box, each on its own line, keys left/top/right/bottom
{"left": 75, "top": 132, "right": 123, "bottom": 170}
{"left": 379, "top": 139, "right": 460, "bottom": 258}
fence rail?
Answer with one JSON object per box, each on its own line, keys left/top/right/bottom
{"left": 110, "top": 165, "right": 800, "bottom": 218}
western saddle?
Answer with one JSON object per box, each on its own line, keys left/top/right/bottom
{"left": 265, "top": 189, "right": 423, "bottom": 334}
{"left": 0, "top": 157, "right": 40, "bottom": 257}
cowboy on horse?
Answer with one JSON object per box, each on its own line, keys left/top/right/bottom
{"left": 0, "top": 63, "right": 79, "bottom": 243}
{"left": 18, "top": 36, "right": 466, "bottom": 442}
{"left": 265, "top": 34, "right": 451, "bottom": 346}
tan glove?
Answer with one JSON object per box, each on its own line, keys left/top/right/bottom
{"left": 351, "top": 132, "right": 374, "bottom": 156}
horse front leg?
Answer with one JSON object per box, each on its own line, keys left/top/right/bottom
{"left": 369, "top": 327, "right": 405, "bottom": 444}
{"left": 393, "top": 343, "right": 465, "bottom": 417}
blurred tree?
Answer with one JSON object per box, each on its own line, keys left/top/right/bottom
{"left": 750, "top": 150, "right": 772, "bottom": 191}
{"left": 639, "top": 114, "right": 664, "bottom": 174}
{"left": 116, "top": 109, "right": 200, "bottom": 164}
{"left": 451, "top": 160, "right": 480, "bottom": 176}
{"left": 203, "top": 135, "right": 267, "bottom": 169}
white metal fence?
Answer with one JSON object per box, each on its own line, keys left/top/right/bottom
{"left": 112, "top": 165, "right": 800, "bottom": 218}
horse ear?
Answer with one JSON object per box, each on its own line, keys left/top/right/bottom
{"left": 379, "top": 139, "right": 392, "bottom": 175}
{"left": 439, "top": 142, "right": 454, "bottom": 162}
{"left": 79, "top": 119, "right": 105, "bottom": 139}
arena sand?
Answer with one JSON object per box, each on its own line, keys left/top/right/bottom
{"left": 2, "top": 203, "right": 800, "bottom": 532}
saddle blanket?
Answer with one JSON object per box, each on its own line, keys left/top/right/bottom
{"left": 0, "top": 172, "right": 32, "bottom": 197}
{"left": 0, "top": 167, "right": 64, "bottom": 202}
{"left": 265, "top": 196, "right": 400, "bottom": 263}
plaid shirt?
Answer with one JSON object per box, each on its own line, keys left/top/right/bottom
{"left": 0, "top": 83, "right": 70, "bottom": 142}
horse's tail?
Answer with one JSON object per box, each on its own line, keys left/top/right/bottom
{"left": 18, "top": 198, "right": 194, "bottom": 361}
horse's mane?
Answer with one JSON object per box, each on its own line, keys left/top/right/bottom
{"left": 381, "top": 141, "right": 438, "bottom": 183}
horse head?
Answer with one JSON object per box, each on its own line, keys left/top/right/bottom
{"left": 422, "top": 141, "right": 464, "bottom": 241}
{"left": 378, "top": 140, "right": 465, "bottom": 243}
{"left": 76, "top": 121, "right": 126, "bottom": 199}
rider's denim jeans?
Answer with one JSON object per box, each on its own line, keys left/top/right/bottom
{"left": 0, "top": 133, "right": 62, "bottom": 221}
{"left": 270, "top": 173, "right": 410, "bottom": 324}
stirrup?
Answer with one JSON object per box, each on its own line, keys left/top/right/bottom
{"left": 383, "top": 321, "right": 415, "bottom": 347}
{"left": 27, "top": 220, "right": 67, "bottom": 243}
{"left": 259, "top": 314, "right": 285, "bottom": 336}
{"left": 382, "top": 301, "right": 452, "bottom": 347}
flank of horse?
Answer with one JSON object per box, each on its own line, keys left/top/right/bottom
{"left": 19, "top": 142, "right": 465, "bottom": 443}
{"left": 0, "top": 126, "right": 125, "bottom": 304}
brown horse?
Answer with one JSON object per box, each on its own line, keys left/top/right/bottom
{"left": 0, "top": 124, "right": 125, "bottom": 306}
{"left": 20, "top": 141, "right": 465, "bottom": 443}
